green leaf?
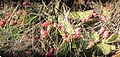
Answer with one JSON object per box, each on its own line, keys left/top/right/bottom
{"left": 80, "top": 37, "right": 89, "bottom": 50}
{"left": 25, "top": 16, "right": 37, "bottom": 27}
{"left": 98, "top": 43, "right": 111, "bottom": 55}
{"left": 57, "top": 43, "right": 69, "bottom": 56}
{"left": 110, "top": 45, "right": 116, "bottom": 50}
{"left": 102, "top": 7, "right": 110, "bottom": 19}
{"left": 52, "top": 16, "right": 58, "bottom": 23}
{"left": 58, "top": 15, "right": 75, "bottom": 35}
{"left": 55, "top": 0, "right": 60, "bottom": 13}
{"left": 106, "top": 33, "right": 118, "bottom": 43}
{"left": 58, "top": 16, "right": 64, "bottom": 23}
{"left": 63, "top": 21, "right": 75, "bottom": 35}
{"left": 72, "top": 44, "right": 77, "bottom": 48}
{"left": 69, "top": 10, "right": 93, "bottom": 19}
{"left": 4, "top": 23, "right": 11, "bottom": 33}
{"left": 82, "top": 19, "right": 99, "bottom": 27}
{"left": 90, "top": 31, "right": 100, "bottom": 42}
{"left": 0, "top": 26, "right": 2, "bottom": 29}
{"left": 12, "top": 28, "right": 20, "bottom": 34}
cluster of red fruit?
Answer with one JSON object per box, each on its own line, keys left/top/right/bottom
{"left": 98, "top": 27, "right": 109, "bottom": 40}
{"left": 42, "top": 20, "right": 64, "bottom": 39}
{"left": 100, "top": 14, "right": 107, "bottom": 22}
{"left": 0, "top": 19, "right": 22, "bottom": 27}
{"left": 62, "top": 28, "right": 81, "bottom": 42}
{"left": 108, "top": 4, "right": 113, "bottom": 11}
{"left": 42, "top": 20, "right": 62, "bottom": 28}
{"left": 41, "top": 29, "right": 48, "bottom": 39}
{"left": 62, "top": 33, "right": 69, "bottom": 42}
{"left": 25, "top": 51, "right": 32, "bottom": 55}
{"left": 73, "top": 28, "right": 81, "bottom": 39}
{"left": 41, "top": 20, "right": 51, "bottom": 39}
{"left": 42, "top": 20, "right": 51, "bottom": 27}
{"left": 42, "top": 19, "right": 81, "bottom": 41}
{"left": 23, "top": 1, "right": 29, "bottom": 5}
{"left": 82, "top": 10, "right": 107, "bottom": 23}
{"left": 0, "top": 19, "right": 7, "bottom": 27}
{"left": 0, "top": 10, "right": 26, "bottom": 27}
{"left": 82, "top": 17, "right": 90, "bottom": 22}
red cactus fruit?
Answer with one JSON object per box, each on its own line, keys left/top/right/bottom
{"left": 98, "top": 27, "right": 106, "bottom": 36}
{"left": 73, "top": 34, "right": 80, "bottom": 39}
{"left": 41, "top": 30, "right": 48, "bottom": 39}
{"left": 65, "top": 38, "right": 69, "bottom": 42}
{"left": 74, "top": 28, "right": 81, "bottom": 32}
{"left": 92, "top": 12, "right": 98, "bottom": 17}
{"left": 2, "top": 19, "right": 7, "bottom": 24}
{"left": 62, "top": 33, "right": 68, "bottom": 38}
{"left": 0, "top": 21, "right": 5, "bottom": 27}
{"left": 10, "top": 20, "right": 15, "bottom": 26}
{"left": 23, "top": 1, "right": 29, "bottom": 5}
{"left": 25, "top": 51, "right": 32, "bottom": 54}
{"left": 108, "top": 4, "right": 113, "bottom": 11}
{"left": 100, "top": 15, "right": 107, "bottom": 22}
{"left": 82, "top": 17, "right": 90, "bottom": 22}
{"left": 103, "top": 31, "right": 109, "bottom": 40}
{"left": 42, "top": 22, "right": 49, "bottom": 27}
{"left": 42, "top": 20, "right": 51, "bottom": 27}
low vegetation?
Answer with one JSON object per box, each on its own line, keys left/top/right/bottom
{"left": 0, "top": 0, "right": 120, "bottom": 57}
